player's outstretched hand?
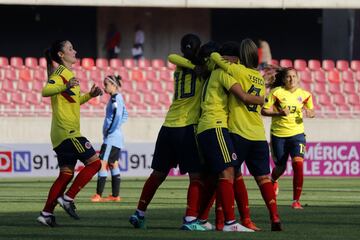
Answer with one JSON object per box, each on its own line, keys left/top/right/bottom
{"left": 89, "top": 84, "right": 103, "bottom": 97}
{"left": 66, "top": 78, "right": 80, "bottom": 89}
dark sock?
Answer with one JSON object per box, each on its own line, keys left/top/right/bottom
{"left": 96, "top": 177, "right": 107, "bottom": 196}
{"left": 111, "top": 174, "right": 121, "bottom": 197}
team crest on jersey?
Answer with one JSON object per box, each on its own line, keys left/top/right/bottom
{"left": 297, "top": 97, "right": 303, "bottom": 103}
{"left": 232, "top": 153, "right": 237, "bottom": 160}
{"left": 85, "top": 142, "right": 92, "bottom": 149}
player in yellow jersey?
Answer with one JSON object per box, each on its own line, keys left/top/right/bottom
{"left": 210, "top": 39, "right": 282, "bottom": 231}
{"left": 197, "top": 41, "right": 264, "bottom": 232}
{"left": 37, "top": 40, "right": 102, "bottom": 227}
{"left": 129, "top": 34, "right": 209, "bottom": 231}
{"left": 261, "top": 67, "right": 315, "bottom": 210}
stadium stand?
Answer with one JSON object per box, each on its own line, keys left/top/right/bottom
{"left": 0, "top": 56, "right": 359, "bottom": 118}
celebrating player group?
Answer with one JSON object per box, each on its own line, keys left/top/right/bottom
{"left": 38, "top": 33, "right": 314, "bottom": 233}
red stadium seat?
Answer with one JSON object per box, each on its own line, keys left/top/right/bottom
{"left": 32, "top": 81, "right": 44, "bottom": 92}
{"left": 10, "top": 57, "right": 23, "bottom": 68}
{"left": 314, "top": 70, "right": 326, "bottom": 83}
{"left": 0, "top": 56, "right": 9, "bottom": 67}
{"left": 136, "top": 81, "right": 150, "bottom": 92}
{"left": 343, "top": 83, "right": 356, "bottom": 94}
{"left": 347, "top": 94, "right": 360, "bottom": 105}
{"left": 270, "top": 59, "right": 279, "bottom": 66}
{"left": 129, "top": 92, "right": 142, "bottom": 105}
{"left": 109, "top": 59, "right": 123, "bottom": 69}
{"left": 167, "top": 61, "right": 176, "bottom": 70}
{"left": 2, "top": 79, "right": 15, "bottom": 92}
{"left": 158, "top": 93, "right": 171, "bottom": 106}
{"left": 95, "top": 58, "right": 109, "bottom": 69}
{"left": 165, "top": 81, "right": 174, "bottom": 93}
{"left": 160, "top": 70, "right": 173, "bottom": 82}
{"left": 146, "top": 70, "right": 158, "bottom": 81}
{"left": 328, "top": 82, "right": 341, "bottom": 94}
{"left": 74, "top": 69, "right": 87, "bottom": 81}
{"left": 300, "top": 82, "right": 312, "bottom": 92}
{"left": 81, "top": 58, "right": 95, "bottom": 70}
{"left": 124, "top": 58, "right": 136, "bottom": 68}
{"left": 25, "top": 92, "right": 40, "bottom": 105}
{"left": 121, "top": 81, "right": 134, "bottom": 92}
{"left": 322, "top": 59, "right": 335, "bottom": 71}
{"left": 332, "top": 93, "right": 346, "bottom": 106}
{"left": 118, "top": 68, "right": 129, "bottom": 81}
{"left": 299, "top": 70, "right": 313, "bottom": 83}
{"left": 350, "top": 60, "right": 360, "bottom": 71}
{"left": 5, "top": 68, "right": 17, "bottom": 80}
{"left": 131, "top": 70, "right": 144, "bottom": 81}
{"left": 328, "top": 70, "right": 340, "bottom": 83}
{"left": 313, "top": 82, "right": 326, "bottom": 94}
{"left": 17, "top": 81, "right": 31, "bottom": 92}
{"left": 308, "top": 59, "right": 321, "bottom": 71}
{"left": 342, "top": 70, "right": 354, "bottom": 83}
{"left": 138, "top": 59, "right": 151, "bottom": 69}
{"left": 280, "top": 59, "right": 293, "bottom": 68}
{"left": 152, "top": 59, "right": 165, "bottom": 69}
{"left": 151, "top": 81, "right": 164, "bottom": 93}
{"left": 0, "top": 92, "right": 10, "bottom": 104}
{"left": 39, "top": 57, "right": 47, "bottom": 68}
{"left": 19, "top": 69, "right": 32, "bottom": 81}
{"left": 143, "top": 92, "right": 156, "bottom": 104}
{"left": 25, "top": 57, "right": 38, "bottom": 68}
{"left": 89, "top": 70, "right": 102, "bottom": 82}
{"left": 34, "top": 69, "right": 47, "bottom": 81}
{"left": 336, "top": 60, "right": 349, "bottom": 71}
{"left": 11, "top": 92, "right": 25, "bottom": 104}
{"left": 294, "top": 59, "right": 307, "bottom": 71}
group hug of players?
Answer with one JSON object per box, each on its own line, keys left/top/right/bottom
{"left": 129, "top": 33, "right": 315, "bottom": 232}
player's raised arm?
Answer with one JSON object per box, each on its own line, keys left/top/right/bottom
{"left": 229, "top": 81, "right": 264, "bottom": 106}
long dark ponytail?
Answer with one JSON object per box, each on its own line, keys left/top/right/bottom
{"left": 44, "top": 40, "right": 67, "bottom": 77}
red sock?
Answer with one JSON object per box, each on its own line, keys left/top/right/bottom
{"left": 43, "top": 171, "right": 73, "bottom": 213}
{"left": 217, "top": 178, "right": 235, "bottom": 222}
{"left": 137, "top": 174, "right": 164, "bottom": 211}
{"left": 185, "top": 178, "right": 203, "bottom": 217}
{"left": 198, "top": 176, "right": 217, "bottom": 220}
{"left": 215, "top": 193, "right": 224, "bottom": 230}
{"left": 66, "top": 160, "right": 101, "bottom": 199}
{"left": 259, "top": 180, "right": 280, "bottom": 222}
{"left": 234, "top": 175, "right": 250, "bottom": 221}
{"left": 292, "top": 158, "right": 304, "bottom": 201}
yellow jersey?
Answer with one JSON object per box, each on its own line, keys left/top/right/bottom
{"left": 164, "top": 55, "right": 203, "bottom": 127}
{"left": 197, "top": 68, "right": 237, "bottom": 133}
{"left": 211, "top": 52, "right": 266, "bottom": 141}
{"left": 42, "top": 65, "right": 91, "bottom": 148}
{"left": 263, "top": 87, "right": 314, "bottom": 137}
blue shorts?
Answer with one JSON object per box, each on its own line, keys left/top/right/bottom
{"left": 231, "top": 133, "right": 270, "bottom": 176}
{"left": 54, "top": 137, "right": 96, "bottom": 168}
{"left": 99, "top": 144, "right": 121, "bottom": 164}
{"left": 270, "top": 133, "right": 306, "bottom": 166}
{"left": 151, "top": 125, "right": 203, "bottom": 174}
{"left": 197, "top": 128, "right": 238, "bottom": 174}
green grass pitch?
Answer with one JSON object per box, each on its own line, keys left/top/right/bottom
{"left": 0, "top": 177, "right": 359, "bottom": 240}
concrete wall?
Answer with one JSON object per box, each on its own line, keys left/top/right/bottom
{"left": 1, "top": 117, "right": 359, "bottom": 144}
{"left": 96, "top": 7, "right": 211, "bottom": 59}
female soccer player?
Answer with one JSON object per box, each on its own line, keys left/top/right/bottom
{"left": 91, "top": 75, "right": 128, "bottom": 202}
{"left": 129, "top": 33, "right": 208, "bottom": 231}
{"left": 212, "top": 39, "right": 282, "bottom": 231}
{"left": 197, "top": 41, "right": 264, "bottom": 232}
{"left": 261, "top": 67, "right": 315, "bottom": 210}
{"left": 37, "top": 40, "right": 102, "bottom": 227}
